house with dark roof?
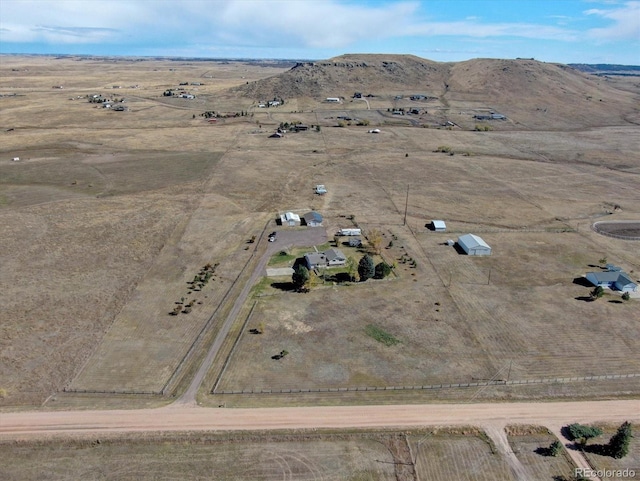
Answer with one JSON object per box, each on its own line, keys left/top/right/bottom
{"left": 304, "top": 248, "right": 346, "bottom": 269}
{"left": 303, "top": 211, "right": 323, "bottom": 227}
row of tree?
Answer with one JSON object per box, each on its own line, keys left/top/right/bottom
{"left": 567, "top": 421, "right": 633, "bottom": 458}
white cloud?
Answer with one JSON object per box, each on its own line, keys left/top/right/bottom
{"left": 585, "top": 1, "right": 640, "bottom": 40}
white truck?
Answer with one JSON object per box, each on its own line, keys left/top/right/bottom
{"left": 315, "top": 184, "right": 327, "bottom": 195}
{"left": 337, "top": 228, "right": 362, "bottom": 236}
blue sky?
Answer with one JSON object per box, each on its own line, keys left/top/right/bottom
{"left": 1, "top": 0, "right": 639, "bottom": 64}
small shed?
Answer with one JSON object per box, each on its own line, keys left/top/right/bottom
{"left": 432, "top": 220, "right": 446, "bottom": 232}
{"left": 457, "top": 234, "right": 491, "bottom": 256}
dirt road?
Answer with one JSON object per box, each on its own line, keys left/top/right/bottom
{"left": 1, "top": 399, "right": 637, "bottom": 438}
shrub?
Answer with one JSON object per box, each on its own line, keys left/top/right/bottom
{"left": 374, "top": 262, "right": 392, "bottom": 279}
{"left": 567, "top": 424, "right": 603, "bottom": 444}
{"left": 621, "top": 292, "right": 630, "bottom": 301}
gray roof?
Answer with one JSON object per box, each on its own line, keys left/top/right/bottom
{"left": 303, "top": 211, "right": 323, "bottom": 223}
{"left": 458, "top": 233, "right": 491, "bottom": 250}
{"left": 304, "top": 252, "right": 326, "bottom": 266}
{"left": 324, "top": 248, "right": 346, "bottom": 262}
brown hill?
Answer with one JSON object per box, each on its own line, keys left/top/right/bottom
{"left": 232, "top": 54, "right": 639, "bottom": 129}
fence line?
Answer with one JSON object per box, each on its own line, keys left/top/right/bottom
{"left": 592, "top": 222, "right": 640, "bottom": 241}
{"left": 214, "top": 373, "right": 640, "bottom": 395}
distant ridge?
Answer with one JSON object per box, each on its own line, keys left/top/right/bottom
{"left": 568, "top": 64, "right": 640, "bottom": 76}
{"left": 231, "top": 54, "right": 639, "bottom": 129}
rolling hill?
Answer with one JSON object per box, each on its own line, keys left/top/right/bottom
{"left": 232, "top": 54, "right": 640, "bottom": 129}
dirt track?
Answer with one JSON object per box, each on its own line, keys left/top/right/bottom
{"left": 1, "top": 399, "right": 638, "bottom": 438}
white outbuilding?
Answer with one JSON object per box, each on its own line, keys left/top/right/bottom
{"left": 279, "top": 211, "right": 301, "bottom": 226}
{"left": 431, "top": 220, "right": 446, "bottom": 232}
{"left": 457, "top": 234, "right": 491, "bottom": 256}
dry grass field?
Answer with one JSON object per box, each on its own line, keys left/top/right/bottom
{"left": 506, "top": 430, "right": 576, "bottom": 480}
{"left": 408, "top": 431, "right": 515, "bottom": 481}
{"left": 0, "top": 432, "right": 397, "bottom": 481}
{"left": 1, "top": 54, "right": 639, "bottom": 411}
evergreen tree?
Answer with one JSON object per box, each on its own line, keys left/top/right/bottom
{"left": 608, "top": 421, "right": 632, "bottom": 459}
{"left": 374, "top": 262, "right": 392, "bottom": 279}
{"left": 358, "top": 255, "right": 375, "bottom": 282}
{"left": 292, "top": 264, "right": 310, "bottom": 291}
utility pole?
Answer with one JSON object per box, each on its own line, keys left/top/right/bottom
{"left": 507, "top": 360, "right": 513, "bottom": 383}
{"left": 403, "top": 184, "right": 409, "bottom": 226}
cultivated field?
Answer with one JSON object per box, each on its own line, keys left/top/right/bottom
{"left": 1, "top": 55, "right": 639, "bottom": 411}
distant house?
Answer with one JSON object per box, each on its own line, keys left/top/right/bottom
{"left": 368, "top": 129, "right": 380, "bottom": 134}
{"left": 586, "top": 267, "right": 637, "bottom": 292}
{"left": 303, "top": 211, "right": 323, "bottom": 227}
{"left": 457, "top": 234, "right": 491, "bottom": 256}
{"left": 431, "top": 220, "right": 446, "bottom": 232}
{"left": 268, "top": 100, "right": 280, "bottom": 106}
{"left": 292, "top": 124, "right": 308, "bottom": 132}
{"left": 304, "top": 248, "right": 346, "bottom": 269}
{"left": 269, "top": 132, "right": 283, "bottom": 138}
{"left": 353, "top": 92, "right": 362, "bottom": 98}
{"left": 326, "top": 97, "right": 340, "bottom": 102}
{"left": 279, "top": 212, "right": 300, "bottom": 226}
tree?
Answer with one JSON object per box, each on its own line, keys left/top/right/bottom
{"left": 292, "top": 264, "right": 310, "bottom": 291}
{"left": 374, "top": 262, "right": 392, "bottom": 279}
{"left": 367, "top": 228, "right": 383, "bottom": 255}
{"left": 358, "top": 255, "right": 375, "bottom": 282}
{"left": 345, "top": 256, "right": 358, "bottom": 282}
{"left": 567, "top": 424, "right": 603, "bottom": 445}
{"left": 549, "top": 440, "right": 563, "bottom": 457}
{"left": 608, "top": 421, "right": 632, "bottom": 458}
{"left": 621, "top": 292, "right": 631, "bottom": 301}
{"left": 590, "top": 286, "right": 604, "bottom": 300}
